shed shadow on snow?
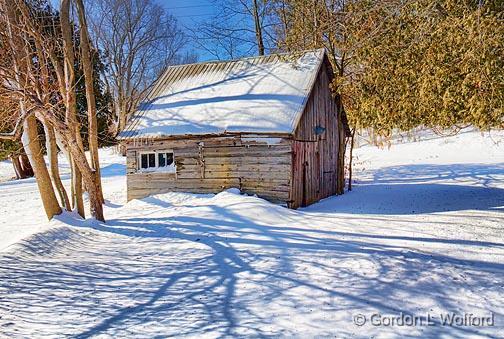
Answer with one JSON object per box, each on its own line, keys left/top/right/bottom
{"left": 310, "top": 163, "right": 504, "bottom": 215}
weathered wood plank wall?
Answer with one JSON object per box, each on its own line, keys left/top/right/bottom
{"left": 290, "top": 61, "right": 341, "bottom": 208}
{"left": 125, "top": 57, "right": 344, "bottom": 208}
{"left": 126, "top": 136, "right": 292, "bottom": 203}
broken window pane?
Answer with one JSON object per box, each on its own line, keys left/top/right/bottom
{"left": 148, "top": 153, "right": 155, "bottom": 168}
{"left": 158, "top": 153, "right": 166, "bottom": 167}
{"left": 166, "top": 153, "right": 174, "bottom": 166}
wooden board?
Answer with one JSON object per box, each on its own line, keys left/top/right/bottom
{"left": 126, "top": 136, "right": 293, "bottom": 203}
{"left": 289, "top": 59, "right": 343, "bottom": 208}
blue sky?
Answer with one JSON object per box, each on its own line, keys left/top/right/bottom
{"left": 159, "top": 0, "right": 218, "bottom": 61}
{"left": 48, "top": 0, "right": 229, "bottom": 61}
{"left": 160, "top": 0, "right": 216, "bottom": 24}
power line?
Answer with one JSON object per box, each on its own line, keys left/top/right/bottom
{"left": 165, "top": 4, "right": 214, "bottom": 10}
{"left": 177, "top": 13, "right": 215, "bottom": 18}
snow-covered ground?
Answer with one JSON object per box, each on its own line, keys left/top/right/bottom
{"left": 0, "top": 149, "right": 125, "bottom": 252}
{"left": 1, "top": 130, "right": 503, "bottom": 338}
{"left": 0, "top": 160, "right": 14, "bottom": 183}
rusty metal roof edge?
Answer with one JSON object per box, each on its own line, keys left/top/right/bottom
{"left": 158, "top": 48, "right": 324, "bottom": 70}
{"left": 117, "top": 130, "right": 293, "bottom": 141}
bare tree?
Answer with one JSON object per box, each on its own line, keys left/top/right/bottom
{"left": 42, "top": 118, "right": 71, "bottom": 210}
{"left": 87, "top": 0, "right": 187, "bottom": 135}
{"left": 75, "top": 0, "right": 104, "bottom": 205}
{"left": 0, "top": 0, "right": 62, "bottom": 219}
{"left": 252, "top": 0, "right": 266, "bottom": 55}
{"left": 0, "top": 98, "right": 34, "bottom": 179}
{"left": 193, "top": 0, "right": 278, "bottom": 60}
{"left": 0, "top": 0, "right": 106, "bottom": 221}
{"left": 61, "top": 0, "right": 85, "bottom": 217}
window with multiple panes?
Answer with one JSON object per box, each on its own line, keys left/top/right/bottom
{"left": 138, "top": 151, "right": 175, "bottom": 172}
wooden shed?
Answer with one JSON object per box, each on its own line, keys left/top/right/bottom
{"left": 118, "top": 49, "right": 349, "bottom": 208}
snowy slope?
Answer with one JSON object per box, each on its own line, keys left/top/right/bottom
{"left": 1, "top": 130, "right": 504, "bottom": 338}
{"left": 0, "top": 160, "right": 14, "bottom": 183}
{"left": 0, "top": 148, "right": 125, "bottom": 252}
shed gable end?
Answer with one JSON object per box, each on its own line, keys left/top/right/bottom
{"left": 290, "top": 60, "right": 344, "bottom": 208}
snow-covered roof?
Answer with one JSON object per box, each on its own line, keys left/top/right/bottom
{"left": 119, "top": 49, "right": 326, "bottom": 139}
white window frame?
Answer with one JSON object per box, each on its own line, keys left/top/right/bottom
{"left": 137, "top": 150, "right": 175, "bottom": 173}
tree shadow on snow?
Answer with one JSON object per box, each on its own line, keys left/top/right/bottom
{"left": 372, "top": 163, "right": 504, "bottom": 187}
{"left": 79, "top": 201, "right": 504, "bottom": 338}
{"left": 1, "top": 195, "right": 502, "bottom": 338}
{"left": 310, "top": 163, "right": 504, "bottom": 214}
{"left": 1, "top": 163, "right": 504, "bottom": 337}
{"left": 100, "top": 163, "right": 126, "bottom": 178}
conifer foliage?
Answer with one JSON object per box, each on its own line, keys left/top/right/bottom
{"left": 275, "top": 0, "right": 503, "bottom": 136}
{"left": 349, "top": 0, "right": 504, "bottom": 135}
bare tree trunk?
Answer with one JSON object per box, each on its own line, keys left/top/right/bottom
{"left": 54, "top": 122, "right": 105, "bottom": 221}
{"left": 70, "top": 154, "right": 85, "bottom": 215}
{"left": 10, "top": 155, "right": 23, "bottom": 179}
{"left": 348, "top": 128, "right": 356, "bottom": 191}
{"left": 61, "top": 0, "right": 85, "bottom": 218}
{"left": 3, "top": 0, "right": 60, "bottom": 218}
{"left": 43, "top": 121, "right": 71, "bottom": 210}
{"left": 117, "top": 97, "right": 128, "bottom": 135}
{"left": 252, "top": 0, "right": 265, "bottom": 55}
{"left": 33, "top": 105, "right": 105, "bottom": 221}
{"left": 22, "top": 115, "right": 62, "bottom": 219}
{"left": 11, "top": 151, "right": 34, "bottom": 179}
{"left": 75, "top": 0, "right": 104, "bottom": 205}
{"left": 19, "top": 152, "right": 33, "bottom": 177}
{"left": 336, "top": 96, "right": 345, "bottom": 195}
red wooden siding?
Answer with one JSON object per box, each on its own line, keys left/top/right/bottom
{"left": 289, "top": 61, "right": 342, "bottom": 208}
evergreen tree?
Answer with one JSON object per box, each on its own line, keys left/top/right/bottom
{"left": 349, "top": 0, "right": 504, "bottom": 137}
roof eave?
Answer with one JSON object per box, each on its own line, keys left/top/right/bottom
{"left": 118, "top": 131, "right": 294, "bottom": 142}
